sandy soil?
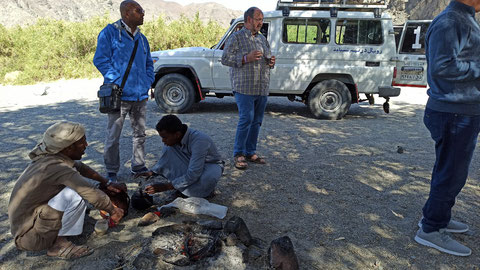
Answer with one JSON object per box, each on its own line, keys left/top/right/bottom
{"left": 0, "top": 79, "right": 479, "bottom": 269}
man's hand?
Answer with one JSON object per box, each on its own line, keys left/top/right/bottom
{"left": 134, "top": 171, "right": 154, "bottom": 179}
{"left": 106, "top": 182, "right": 127, "bottom": 193}
{"left": 110, "top": 206, "right": 124, "bottom": 225}
{"left": 144, "top": 183, "right": 174, "bottom": 194}
{"left": 246, "top": 50, "right": 263, "bottom": 63}
{"left": 268, "top": 55, "right": 276, "bottom": 68}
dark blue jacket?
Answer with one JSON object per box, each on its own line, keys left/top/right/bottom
{"left": 93, "top": 20, "right": 155, "bottom": 102}
{"left": 426, "top": 1, "right": 480, "bottom": 115}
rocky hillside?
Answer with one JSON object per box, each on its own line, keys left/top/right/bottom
{"left": 1, "top": 0, "right": 471, "bottom": 28}
{"left": 2, "top": 0, "right": 242, "bottom": 28}
{"left": 387, "top": 0, "right": 444, "bottom": 24}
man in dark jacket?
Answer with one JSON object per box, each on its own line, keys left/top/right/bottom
{"left": 93, "top": 0, "right": 155, "bottom": 180}
{"left": 415, "top": 0, "right": 480, "bottom": 257}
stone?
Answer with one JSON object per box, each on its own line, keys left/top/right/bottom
{"left": 246, "top": 246, "right": 264, "bottom": 262}
{"left": 197, "top": 219, "right": 223, "bottom": 230}
{"left": 41, "top": 86, "right": 49, "bottom": 96}
{"left": 224, "top": 216, "right": 252, "bottom": 246}
{"left": 250, "top": 237, "right": 267, "bottom": 250}
{"left": 3, "top": 71, "right": 21, "bottom": 83}
{"left": 157, "top": 206, "right": 177, "bottom": 217}
{"left": 137, "top": 212, "right": 160, "bottom": 227}
{"left": 268, "top": 236, "right": 299, "bottom": 270}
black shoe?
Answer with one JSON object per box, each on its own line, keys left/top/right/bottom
{"left": 107, "top": 172, "right": 118, "bottom": 182}
{"left": 131, "top": 167, "right": 149, "bottom": 175}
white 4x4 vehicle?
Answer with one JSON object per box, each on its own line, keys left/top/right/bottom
{"left": 151, "top": 0, "right": 429, "bottom": 119}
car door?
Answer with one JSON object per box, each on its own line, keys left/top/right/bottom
{"left": 212, "top": 22, "right": 270, "bottom": 91}
{"left": 273, "top": 17, "right": 333, "bottom": 93}
{"left": 392, "top": 20, "right": 431, "bottom": 87}
{"left": 212, "top": 22, "right": 242, "bottom": 91}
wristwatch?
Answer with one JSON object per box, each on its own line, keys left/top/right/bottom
{"left": 106, "top": 179, "right": 113, "bottom": 186}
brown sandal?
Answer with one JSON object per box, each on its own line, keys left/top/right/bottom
{"left": 234, "top": 155, "right": 248, "bottom": 170}
{"left": 47, "top": 242, "right": 94, "bottom": 260}
{"left": 246, "top": 154, "right": 266, "bottom": 164}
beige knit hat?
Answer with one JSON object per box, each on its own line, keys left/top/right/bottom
{"left": 28, "top": 121, "right": 85, "bottom": 160}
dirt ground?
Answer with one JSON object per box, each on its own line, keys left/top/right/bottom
{"left": 0, "top": 79, "right": 479, "bottom": 269}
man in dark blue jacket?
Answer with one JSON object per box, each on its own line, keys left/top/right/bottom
{"left": 93, "top": 0, "right": 155, "bottom": 180}
{"left": 415, "top": 0, "right": 480, "bottom": 257}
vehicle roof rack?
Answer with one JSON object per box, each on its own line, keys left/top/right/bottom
{"left": 276, "top": 0, "right": 387, "bottom": 10}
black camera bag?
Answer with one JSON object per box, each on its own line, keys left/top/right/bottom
{"left": 98, "top": 39, "right": 138, "bottom": 114}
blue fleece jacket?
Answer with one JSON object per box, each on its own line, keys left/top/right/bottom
{"left": 425, "top": 1, "right": 480, "bottom": 115}
{"left": 93, "top": 20, "right": 155, "bottom": 102}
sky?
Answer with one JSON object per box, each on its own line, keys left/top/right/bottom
{"left": 167, "top": 0, "right": 279, "bottom": 12}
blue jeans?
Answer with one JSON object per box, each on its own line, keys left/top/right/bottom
{"left": 233, "top": 92, "right": 268, "bottom": 157}
{"left": 421, "top": 108, "right": 480, "bottom": 233}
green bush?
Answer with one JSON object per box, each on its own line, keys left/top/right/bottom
{"left": 0, "top": 14, "right": 226, "bottom": 85}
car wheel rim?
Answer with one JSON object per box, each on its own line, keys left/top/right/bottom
{"left": 320, "top": 90, "right": 342, "bottom": 112}
{"left": 165, "top": 84, "right": 185, "bottom": 105}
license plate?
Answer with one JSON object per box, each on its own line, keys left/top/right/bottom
{"left": 400, "top": 74, "right": 423, "bottom": 80}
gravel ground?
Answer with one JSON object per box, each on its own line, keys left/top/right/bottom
{"left": 0, "top": 78, "right": 479, "bottom": 269}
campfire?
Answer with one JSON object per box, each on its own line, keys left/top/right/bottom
{"left": 150, "top": 223, "right": 222, "bottom": 266}
{"left": 118, "top": 216, "right": 299, "bottom": 269}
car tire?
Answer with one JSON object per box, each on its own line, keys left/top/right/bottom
{"left": 307, "top": 79, "right": 351, "bottom": 120}
{"left": 154, "top": 73, "right": 195, "bottom": 113}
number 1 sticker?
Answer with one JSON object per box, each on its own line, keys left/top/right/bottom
{"left": 412, "top": 26, "right": 422, "bottom": 49}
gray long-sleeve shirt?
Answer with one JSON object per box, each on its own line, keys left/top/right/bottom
{"left": 152, "top": 128, "right": 223, "bottom": 190}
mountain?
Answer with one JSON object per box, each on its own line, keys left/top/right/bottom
{"left": 2, "top": 0, "right": 243, "bottom": 28}
{"left": 406, "top": 0, "right": 451, "bottom": 20}
{"left": 388, "top": 0, "right": 442, "bottom": 24}
{"left": 1, "top": 0, "right": 473, "bottom": 29}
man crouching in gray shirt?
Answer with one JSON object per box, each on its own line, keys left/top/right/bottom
{"left": 135, "top": 115, "right": 224, "bottom": 199}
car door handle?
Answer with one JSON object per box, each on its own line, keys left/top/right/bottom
{"left": 217, "top": 59, "right": 222, "bottom": 62}
{"left": 418, "top": 57, "right": 426, "bottom": 60}
{"left": 366, "top": 61, "right": 380, "bottom": 67}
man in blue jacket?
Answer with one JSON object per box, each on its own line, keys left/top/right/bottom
{"left": 415, "top": 0, "right": 480, "bottom": 257}
{"left": 93, "top": 0, "right": 155, "bottom": 181}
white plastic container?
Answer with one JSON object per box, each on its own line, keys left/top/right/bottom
{"left": 94, "top": 219, "right": 109, "bottom": 235}
{"left": 159, "top": 197, "right": 228, "bottom": 219}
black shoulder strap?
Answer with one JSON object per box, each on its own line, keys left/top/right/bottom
{"left": 120, "top": 39, "right": 139, "bottom": 89}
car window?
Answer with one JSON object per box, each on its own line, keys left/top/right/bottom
{"left": 394, "top": 26, "right": 404, "bottom": 49}
{"left": 283, "top": 18, "right": 331, "bottom": 44}
{"left": 335, "top": 19, "right": 383, "bottom": 45}
{"left": 260, "top": 23, "right": 269, "bottom": 39}
{"left": 399, "top": 22, "right": 430, "bottom": 55}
